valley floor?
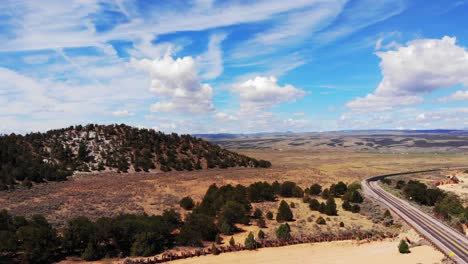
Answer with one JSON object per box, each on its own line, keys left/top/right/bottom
{"left": 166, "top": 240, "right": 444, "bottom": 264}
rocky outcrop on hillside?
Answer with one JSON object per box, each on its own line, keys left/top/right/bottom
{"left": 0, "top": 124, "right": 271, "bottom": 190}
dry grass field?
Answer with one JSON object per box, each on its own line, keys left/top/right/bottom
{"left": 0, "top": 149, "right": 466, "bottom": 230}
{"left": 167, "top": 239, "right": 444, "bottom": 264}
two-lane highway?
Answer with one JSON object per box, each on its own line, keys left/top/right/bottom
{"left": 362, "top": 171, "right": 468, "bottom": 264}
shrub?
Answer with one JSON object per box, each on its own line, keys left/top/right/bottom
{"left": 330, "top": 181, "right": 347, "bottom": 197}
{"left": 343, "top": 190, "right": 363, "bottom": 204}
{"left": 178, "top": 213, "right": 217, "bottom": 246}
{"left": 276, "top": 223, "right": 291, "bottom": 240}
{"left": 318, "top": 202, "right": 326, "bottom": 214}
{"left": 257, "top": 218, "right": 266, "bottom": 228}
{"left": 248, "top": 182, "right": 275, "bottom": 202}
{"left": 398, "top": 240, "right": 410, "bottom": 254}
{"left": 309, "top": 199, "right": 320, "bottom": 211}
{"left": 179, "top": 196, "right": 195, "bottom": 210}
{"left": 131, "top": 232, "right": 168, "bottom": 257}
{"left": 309, "top": 183, "right": 322, "bottom": 195}
{"left": 302, "top": 195, "right": 311, "bottom": 203}
{"left": 403, "top": 180, "right": 445, "bottom": 206}
{"left": 62, "top": 216, "right": 95, "bottom": 254}
{"left": 321, "top": 188, "right": 330, "bottom": 199}
{"left": 220, "top": 221, "right": 235, "bottom": 235}
{"left": 351, "top": 204, "right": 360, "bottom": 213}
{"left": 215, "top": 234, "right": 222, "bottom": 244}
{"left": 290, "top": 202, "right": 296, "bottom": 208}
{"left": 342, "top": 200, "right": 352, "bottom": 211}
{"left": 219, "top": 201, "right": 249, "bottom": 227}
{"left": 211, "top": 243, "right": 220, "bottom": 255}
{"left": 324, "top": 197, "right": 337, "bottom": 216}
{"left": 229, "top": 237, "right": 235, "bottom": 246}
{"left": 244, "top": 232, "right": 257, "bottom": 250}
{"left": 434, "top": 193, "right": 464, "bottom": 219}
{"left": 292, "top": 186, "right": 304, "bottom": 198}
{"left": 396, "top": 180, "right": 405, "bottom": 189}
{"left": 347, "top": 182, "right": 361, "bottom": 192}
{"left": 280, "top": 181, "right": 297, "bottom": 197}
{"left": 381, "top": 178, "right": 392, "bottom": 185}
{"left": 316, "top": 216, "right": 326, "bottom": 225}
{"left": 339, "top": 221, "right": 344, "bottom": 227}
{"left": 266, "top": 211, "right": 273, "bottom": 220}
{"left": 276, "top": 200, "right": 293, "bottom": 222}
{"left": 272, "top": 181, "right": 281, "bottom": 195}
{"left": 258, "top": 230, "right": 265, "bottom": 239}
{"left": 257, "top": 160, "right": 272, "bottom": 168}
{"left": 81, "top": 241, "right": 99, "bottom": 261}
{"left": 253, "top": 208, "right": 263, "bottom": 219}
{"left": 383, "top": 209, "right": 392, "bottom": 219}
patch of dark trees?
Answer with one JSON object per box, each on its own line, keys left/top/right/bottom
{"left": 381, "top": 178, "right": 468, "bottom": 226}
{"left": 0, "top": 180, "right": 365, "bottom": 263}
{"left": 0, "top": 124, "right": 271, "bottom": 190}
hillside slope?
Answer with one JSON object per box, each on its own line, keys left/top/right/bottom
{"left": 0, "top": 124, "right": 270, "bottom": 190}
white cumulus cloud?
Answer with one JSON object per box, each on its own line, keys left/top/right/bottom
{"left": 347, "top": 36, "right": 468, "bottom": 112}
{"left": 131, "top": 55, "right": 215, "bottom": 113}
{"left": 233, "top": 76, "right": 307, "bottom": 112}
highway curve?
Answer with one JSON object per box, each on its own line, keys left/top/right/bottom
{"left": 362, "top": 169, "right": 468, "bottom": 264}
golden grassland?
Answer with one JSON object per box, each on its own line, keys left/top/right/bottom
{"left": 0, "top": 150, "right": 466, "bottom": 229}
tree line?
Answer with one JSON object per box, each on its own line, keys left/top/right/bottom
{"left": 382, "top": 178, "right": 468, "bottom": 230}
{"left": 0, "top": 180, "right": 365, "bottom": 263}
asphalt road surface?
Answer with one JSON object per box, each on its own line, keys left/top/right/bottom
{"left": 362, "top": 169, "right": 468, "bottom": 264}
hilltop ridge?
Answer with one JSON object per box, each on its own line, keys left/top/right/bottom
{"left": 0, "top": 124, "right": 270, "bottom": 190}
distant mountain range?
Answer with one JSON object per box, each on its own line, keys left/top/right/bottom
{"left": 195, "top": 129, "right": 468, "bottom": 139}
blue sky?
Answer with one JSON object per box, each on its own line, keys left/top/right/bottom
{"left": 1, "top": 0, "right": 468, "bottom": 134}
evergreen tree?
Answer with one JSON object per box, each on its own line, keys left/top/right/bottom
{"left": 309, "top": 199, "right": 320, "bottom": 211}
{"left": 383, "top": 209, "right": 392, "bottom": 218}
{"left": 321, "top": 188, "right": 330, "bottom": 199}
{"left": 258, "top": 230, "right": 265, "bottom": 239}
{"left": 324, "top": 197, "right": 337, "bottom": 216}
{"left": 244, "top": 232, "right": 257, "bottom": 250}
{"left": 229, "top": 237, "right": 235, "bottom": 246}
{"left": 77, "top": 142, "right": 88, "bottom": 162}
{"left": 266, "top": 211, "right": 273, "bottom": 220}
{"left": 398, "top": 240, "right": 410, "bottom": 254}
{"left": 309, "top": 183, "right": 322, "bottom": 195}
{"left": 220, "top": 221, "right": 235, "bottom": 235}
{"left": 276, "top": 200, "right": 293, "bottom": 222}
{"left": 253, "top": 208, "right": 263, "bottom": 219}
{"left": 179, "top": 196, "right": 195, "bottom": 210}
{"left": 257, "top": 218, "right": 266, "bottom": 228}
{"left": 316, "top": 216, "right": 326, "bottom": 225}
{"left": 342, "top": 200, "right": 352, "bottom": 211}
{"left": 275, "top": 223, "right": 291, "bottom": 240}
{"left": 351, "top": 204, "right": 360, "bottom": 213}
{"left": 211, "top": 243, "right": 220, "bottom": 255}
{"left": 81, "top": 241, "right": 99, "bottom": 261}
{"left": 215, "top": 234, "right": 222, "bottom": 244}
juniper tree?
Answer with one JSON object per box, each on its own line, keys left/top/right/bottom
{"left": 244, "top": 232, "right": 257, "bottom": 250}
{"left": 398, "top": 240, "right": 410, "bottom": 254}
{"left": 276, "top": 223, "right": 291, "bottom": 240}
{"left": 276, "top": 200, "right": 293, "bottom": 222}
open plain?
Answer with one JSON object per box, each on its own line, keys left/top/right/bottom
{"left": 1, "top": 147, "right": 467, "bottom": 229}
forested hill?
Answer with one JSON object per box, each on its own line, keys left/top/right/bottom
{"left": 0, "top": 124, "right": 271, "bottom": 190}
